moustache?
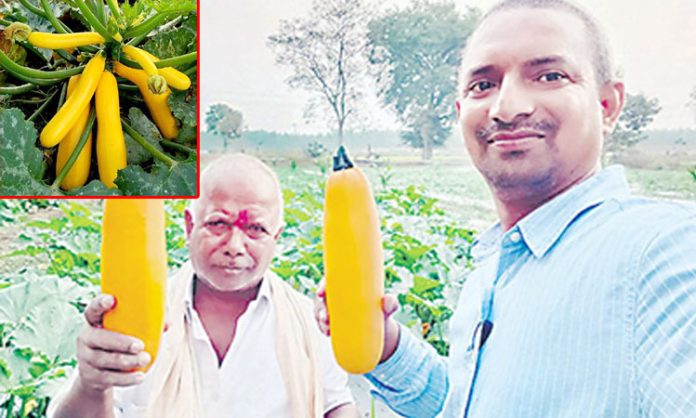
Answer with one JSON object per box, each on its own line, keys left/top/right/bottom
{"left": 476, "top": 119, "right": 557, "bottom": 143}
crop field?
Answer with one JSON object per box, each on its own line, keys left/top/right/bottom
{"left": 0, "top": 150, "right": 693, "bottom": 416}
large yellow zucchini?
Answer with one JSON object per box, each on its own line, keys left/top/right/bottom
{"left": 323, "top": 146, "right": 384, "bottom": 374}
{"left": 101, "top": 200, "right": 167, "bottom": 371}
{"left": 95, "top": 70, "right": 127, "bottom": 188}
{"left": 55, "top": 75, "right": 92, "bottom": 190}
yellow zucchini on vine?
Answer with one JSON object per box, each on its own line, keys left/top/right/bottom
{"left": 101, "top": 199, "right": 167, "bottom": 372}
{"left": 139, "top": 49, "right": 191, "bottom": 90}
{"left": 122, "top": 45, "right": 159, "bottom": 76}
{"left": 55, "top": 75, "right": 92, "bottom": 190}
{"left": 28, "top": 31, "right": 105, "bottom": 49}
{"left": 95, "top": 70, "right": 127, "bottom": 188}
{"left": 40, "top": 52, "right": 105, "bottom": 148}
{"left": 323, "top": 146, "right": 385, "bottom": 374}
{"left": 114, "top": 61, "right": 178, "bottom": 139}
{"left": 121, "top": 44, "right": 168, "bottom": 94}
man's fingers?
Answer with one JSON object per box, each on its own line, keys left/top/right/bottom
{"left": 382, "top": 294, "right": 399, "bottom": 317}
{"left": 84, "top": 294, "right": 115, "bottom": 327}
{"left": 79, "top": 326, "right": 144, "bottom": 355}
{"left": 79, "top": 366, "right": 146, "bottom": 389}
{"left": 79, "top": 347, "right": 150, "bottom": 372}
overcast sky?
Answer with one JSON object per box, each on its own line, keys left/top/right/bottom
{"left": 201, "top": 0, "right": 696, "bottom": 133}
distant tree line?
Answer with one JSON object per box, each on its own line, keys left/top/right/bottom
{"left": 207, "top": 0, "right": 667, "bottom": 162}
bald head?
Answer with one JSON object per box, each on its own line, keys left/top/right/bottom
{"left": 190, "top": 154, "right": 284, "bottom": 229}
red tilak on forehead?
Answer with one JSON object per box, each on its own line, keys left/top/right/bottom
{"left": 233, "top": 210, "right": 249, "bottom": 228}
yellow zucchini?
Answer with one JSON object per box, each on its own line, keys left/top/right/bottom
{"left": 55, "top": 75, "right": 92, "bottom": 190}
{"left": 122, "top": 44, "right": 158, "bottom": 76}
{"left": 40, "top": 52, "right": 105, "bottom": 148}
{"left": 114, "top": 61, "right": 178, "bottom": 139}
{"left": 323, "top": 146, "right": 385, "bottom": 374}
{"left": 139, "top": 49, "right": 192, "bottom": 90}
{"left": 28, "top": 32, "right": 105, "bottom": 49}
{"left": 101, "top": 199, "right": 167, "bottom": 371}
{"left": 95, "top": 70, "right": 126, "bottom": 188}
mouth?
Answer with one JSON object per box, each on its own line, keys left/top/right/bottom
{"left": 215, "top": 265, "right": 247, "bottom": 273}
{"left": 487, "top": 131, "right": 546, "bottom": 150}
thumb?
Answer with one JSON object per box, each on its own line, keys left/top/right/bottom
{"left": 84, "top": 294, "right": 116, "bottom": 327}
{"left": 382, "top": 294, "right": 399, "bottom": 318}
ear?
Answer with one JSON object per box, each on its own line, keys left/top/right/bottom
{"left": 599, "top": 81, "right": 624, "bottom": 136}
{"left": 456, "top": 99, "right": 462, "bottom": 119}
{"left": 273, "top": 223, "right": 285, "bottom": 240}
{"left": 184, "top": 209, "right": 194, "bottom": 239}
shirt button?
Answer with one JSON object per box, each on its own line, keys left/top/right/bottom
{"left": 510, "top": 232, "right": 521, "bottom": 243}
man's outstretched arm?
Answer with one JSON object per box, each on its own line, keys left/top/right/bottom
{"left": 316, "top": 286, "right": 448, "bottom": 418}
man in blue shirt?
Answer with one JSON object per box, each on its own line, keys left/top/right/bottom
{"left": 316, "top": 0, "right": 696, "bottom": 416}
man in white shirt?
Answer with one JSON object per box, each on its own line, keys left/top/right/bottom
{"left": 49, "top": 154, "right": 358, "bottom": 418}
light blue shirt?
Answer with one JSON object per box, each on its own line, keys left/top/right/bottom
{"left": 366, "top": 166, "right": 696, "bottom": 418}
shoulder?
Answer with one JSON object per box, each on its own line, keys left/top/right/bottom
{"left": 610, "top": 198, "right": 696, "bottom": 296}
{"left": 597, "top": 196, "right": 696, "bottom": 248}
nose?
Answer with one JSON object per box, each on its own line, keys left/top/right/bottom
{"left": 223, "top": 227, "right": 245, "bottom": 256}
{"left": 489, "top": 76, "right": 534, "bottom": 126}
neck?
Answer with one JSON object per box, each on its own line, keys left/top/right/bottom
{"left": 193, "top": 275, "right": 262, "bottom": 311}
{"left": 492, "top": 166, "right": 599, "bottom": 231}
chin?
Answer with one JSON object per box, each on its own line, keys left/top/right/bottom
{"left": 483, "top": 161, "right": 560, "bottom": 197}
{"left": 198, "top": 270, "right": 261, "bottom": 293}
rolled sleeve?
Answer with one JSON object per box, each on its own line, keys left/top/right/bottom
{"left": 365, "top": 324, "right": 448, "bottom": 417}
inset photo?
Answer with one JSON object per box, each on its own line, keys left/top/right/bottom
{"left": 0, "top": 0, "right": 197, "bottom": 197}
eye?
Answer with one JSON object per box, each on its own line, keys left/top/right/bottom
{"left": 468, "top": 80, "right": 496, "bottom": 95}
{"left": 249, "top": 224, "right": 268, "bottom": 233}
{"left": 537, "top": 71, "right": 568, "bottom": 83}
{"left": 246, "top": 224, "right": 270, "bottom": 239}
{"left": 204, "top": 219, "right": 231, "bottom": 235}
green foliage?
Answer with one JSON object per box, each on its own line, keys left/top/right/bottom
{"left": 305, "top": 140, "right": 327, "bottom": 159}
{"left": 143, "top": 14, "right": 196, "bottom": 62}
{"left": 120, "top": 0, "right": 195, "bottom": 29}
{"left": 367, "top": 1, "right": 479, "bottom": 159}
{"left": 606, "top": 93, "right": 661, "bottom": 163}
{"left": 139, "top": 0, "right": 196, "bottom": 14}
{"left": 114, "top": 160, "right": 197, "bottom": 196}
{"left": 0, "top": 108, "right": 53, "bottom": 196}
{"left": 125, "top": 108, "right": 165, "bottom": 165}
{"left": 0, "top": 199, "right": 189, "bottom": 416}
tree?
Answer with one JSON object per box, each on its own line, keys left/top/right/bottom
{"left": 268, "top": 0, "right": 369, "bottom": 146}
{"left": 205, "top": 103, "right": 243, "bottom": 151}
{"left": 605, "top": 93, "right": 661, "bottom": 163}
{"left": 367, "top": 1, "right": 479, "bottom": 160}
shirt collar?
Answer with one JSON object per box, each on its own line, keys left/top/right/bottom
{"left": 472, "top": 165, "right": 631, "bottom": 260}
{"left": 184, "top": 272, "right": 273, "bottom": 319}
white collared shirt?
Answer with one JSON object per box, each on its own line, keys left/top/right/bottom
{"left": 48, "top": 275, "right": 353, "bottom": 418}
